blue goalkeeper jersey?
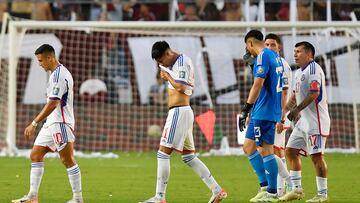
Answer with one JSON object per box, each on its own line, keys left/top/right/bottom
{"left": 251, "top": 48, "right": 282, "bottom": 122}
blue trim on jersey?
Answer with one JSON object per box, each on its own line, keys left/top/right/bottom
{"left": 317, "top": 81, "right": 323, "bottom": 103}
{"left": 53, "top": 65, "right": 61, "bottom": 83}
{"left": 49, "top": 97, "right": 61, "bottom": 100}
{"left": 310, "top": 62, "right": 316, "bottom": 75}
{"left": 59, "top": 123, "right": 68, "bottom": 143}
{"left": 61, "top": 79, "right": 69, "bottom": 107}
{"left": 178, "top": 54, "right": 183, "bottom": 67}
{"left": 167, "top": 108, "right": 179, "bottom": 144}
{"left": 169, "top": 54, "right": 182, "bottom": 70}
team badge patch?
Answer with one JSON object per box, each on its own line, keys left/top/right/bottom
{"left": 257, "top": 67, "right": 264, "bottom": 74}
{"left": 283, "top": 78, "right": 289, "bottom": 85}
{"left": 179, "top": 71, "right": 186, "bottom": 79}
{"left": 52, "top": 87, "right": 60, "bottom": 95}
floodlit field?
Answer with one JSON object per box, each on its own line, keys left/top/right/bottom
{"left": 1, "top": 153, "right": 359, "bottom": 203}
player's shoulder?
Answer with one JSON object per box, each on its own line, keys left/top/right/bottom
{"left": 50, "top": 64, "right": 72, "bottom": 83}
{"left": 306, "top": 61, "right": 323, "bottom": 75}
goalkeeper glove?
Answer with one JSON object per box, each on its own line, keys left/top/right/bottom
{"left": 243, "top": 49, "right": 255, "bottom": 70}
{"left": 238, "top": 102, "right": 253, "bottom": 132}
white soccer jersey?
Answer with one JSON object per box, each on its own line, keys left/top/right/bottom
{"left": 44, "top": 64, "right": 75, "bottom": 129}
{"left": 281, "top": 57, "right": 293, "bottom": 128}
{"left": 292, "top": 61, "right": 330, "bottom": 136}
{"left": 160, "top": 54, "right": 194, "bottom": 96}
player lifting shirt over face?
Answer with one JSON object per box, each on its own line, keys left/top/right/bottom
{"left": 139, "top": 41, "right": 227, "bottom": 203}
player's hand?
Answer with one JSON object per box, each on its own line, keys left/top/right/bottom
{"left": 238, "top": 103, "right": 253, "bottom": 132}
{"left": 24, "top": 124, "right": 36, "bottom": 140}
{"left": 276, "top": 122, "right": 284, "bottom": 134}
{"left": 160, "top": 70, "right": 170, "bottom": 81}
{"left": 288, "top": 108, "right": 300, "bottom": 121}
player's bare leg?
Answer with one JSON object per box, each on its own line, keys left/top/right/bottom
{"left": 12, "top": 146, "right": 49, "bottom": 203}
{"left": 60, "top": 142, "right": 84, "bottom": 203}
{"left": 306, "top": 153, "right": 328, "bottom": 202}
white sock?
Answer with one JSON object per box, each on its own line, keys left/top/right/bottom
{"left": 182, "top": 154, "right": 221, "bottom": 195}
{"left": 316, "top": 176, "right": 328, "bottom": 196}
{"left": 156, "top": 151, "right": 170, "bottom": 200}
{"left": 290, "top": 170, "right": 302, "bottom": 190}
{"left": 28, "top": 162, "right": 44, "bottom": 197}
{"left": 67, "top": 164, "right": 83, "bottom": 200}
{"left": 275, "top": 155, "right": 291, "bottom": 195}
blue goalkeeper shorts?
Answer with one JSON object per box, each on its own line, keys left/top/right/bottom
{"left": 245, "top": 119, "right": 276, "bottom": 146}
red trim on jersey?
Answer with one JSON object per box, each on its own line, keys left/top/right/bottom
{"left": 309, "top": 81, "right": 320, "bottom": 91}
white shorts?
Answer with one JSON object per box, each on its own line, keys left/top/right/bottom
{"left": 274, "top": 130, "right": 286, "bottom": 150}
{"left": 160, "top": 106, "right": 195, "bottom": 152}
{"left": 274, "top": 119, "right": 292, "bottom": 150}
{"left": 34, "top": 123, "right": 75, "bottom": 152}
{"left": 286, "top": 126, "right": 327, "bottom": 155}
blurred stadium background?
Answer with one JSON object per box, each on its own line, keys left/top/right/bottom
{"left": 0, "top": 0, "right": 360, "bottom": 154}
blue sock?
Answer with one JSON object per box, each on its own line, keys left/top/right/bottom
{"left": 263, "top": 154, "right": 278, "bottom": 194}
{"left": 248, "top": 150, "right": 268, "bottom": 187}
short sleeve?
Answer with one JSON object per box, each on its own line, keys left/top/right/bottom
{"left": 308, "top": 64, "right": 321, "bottom": 92}
{"left": 281, "top": 59, "right": 292, "bottom": 90}
{"left": 253, "top": 51, "right": 270, "bottom": 78}
{"left": 48, "top": 73, "right": 67, "bottom": 100}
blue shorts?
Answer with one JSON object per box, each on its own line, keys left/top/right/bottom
{"left": 245, "top": 119, "right": 276, "bottom": 146}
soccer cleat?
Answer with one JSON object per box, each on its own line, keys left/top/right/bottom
{"left": 11, "top": 195, "right": 38, "bottom": 203}
{"left": 279, "top": 189, "right": 304, "bottom": 201}
{"left": 250, "top": 188, "right": 267, "bottom": 202}
{"left": 256, "top": 192, "right": 279, "bottom": 202}
{"left": 139, "top": 196, "right": 166, "bottom": 203}
{"left": 208, "top": 189, "right": 228, "bottom": 203}
{"left": 66, "top": 198, "right": 84, "bottom": 203}
{"left": 306, "top": 194, "right": 328, "bottom": 202}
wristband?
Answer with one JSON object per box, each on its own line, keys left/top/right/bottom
{"left": 31, "top": 121, "right": 38, "bottom": 127}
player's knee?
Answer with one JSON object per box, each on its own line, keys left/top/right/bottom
{"left": 30, "top": 151, "right": 44, "bottom": 162}
{"left": 60, "top": 156, "right": 76, "bottom": 168}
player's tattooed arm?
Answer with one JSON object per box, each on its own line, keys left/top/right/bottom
{"left": 288, "top": 91, "right": 319, "bottom": 121}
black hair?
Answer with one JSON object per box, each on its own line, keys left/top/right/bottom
{"left": 265, "top": 33, "right": 281, "bottom": 44}
{"left": 151, "top": 41, "right": 170, "bottom": 59}
{"left": 244, "top": 30, "right": 263, "bottom": 43}
{"left": 295, "top": 41, "right": 315, "bottom": 57}
{"left": 35, "top": 44, "right": 55, "bottom": 55}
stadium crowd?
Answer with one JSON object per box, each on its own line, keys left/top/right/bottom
{"left": 0, "top": 1, "right": 359, "bottom": 22}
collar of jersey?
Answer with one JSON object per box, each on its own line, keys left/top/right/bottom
{"left": 169, "top": 54, "right": 182, "bottom": 70}
{"left": 301, "top": 60, "right": 314, "bottom": 71}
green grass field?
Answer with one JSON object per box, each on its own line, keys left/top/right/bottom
{"left": 1, "top": 153, "right": 359, "bottom": 203}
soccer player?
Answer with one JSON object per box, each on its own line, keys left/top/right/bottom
{"left": 279, "top": 41, "right": 330, "bottom": 202}
{"left": 140, "top": 41, "right": 227, "bottom": 203}
{"left": 12, "top": 44, "right": 83, "bottom": 203}
{"left": 239, "top": 30, "right": 282, "bottom": 202}
{"left": 264, "top": 33, "right": 293, "bottom": 197}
